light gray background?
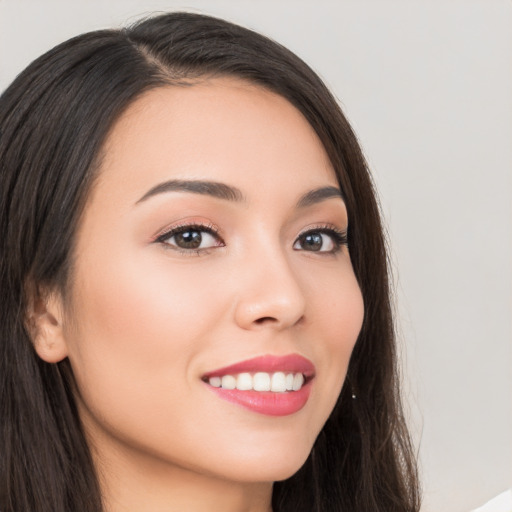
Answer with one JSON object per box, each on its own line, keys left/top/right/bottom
{"left": 1, "top": 1, "right": 510, "bottom": 511}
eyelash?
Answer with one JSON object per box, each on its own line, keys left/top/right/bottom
{"left": 154, "top": 222, "right": 348, "bottom": 255}
{"left": 154, "top": 222, "right": 223, "bottom": 255}
{"left": 296, "top": 225, "right": 348, "bottom": 254}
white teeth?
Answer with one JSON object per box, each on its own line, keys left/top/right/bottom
{"left": 292, "top": 373, "right": 304, "bottom": 391}
{"left": 209, "top": 376, "right": 222, "bottom": 388}
{"left": 270, "top": 372, "right": 287, "bottom": 392}
{"left": 236, "top": 373, "right": 252, "bottom": 390}
{"left": 208, "top": 371, "right": 306, "bottom": 392}
{"left": 253, "top": 372, "right": 271, "bottom": 391}
{"left": 221, "top": 375, "right": 236, "bottom": 390}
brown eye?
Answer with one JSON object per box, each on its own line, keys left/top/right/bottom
{"left": 293, "top": 228, "right": 347, "bottom": 253}
{"left": 174, "top": 230, "right": 203, "bottom": 249}
{"left": 299, "top": 233, "right": 323, "bottom": 251}
{"left": 158, "top": 225, "right": 222, "bottom": 252}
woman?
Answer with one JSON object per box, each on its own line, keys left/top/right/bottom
{"left": 0, "top": 12, "right": 420, "bottom": 512}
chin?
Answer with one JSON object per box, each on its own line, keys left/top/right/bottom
{"left": 206, "top": 439, "right": 313, "bottom": 484}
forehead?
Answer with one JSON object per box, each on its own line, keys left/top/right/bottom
{"left": 95, "top": 78, "right": 338, "bottom": 206}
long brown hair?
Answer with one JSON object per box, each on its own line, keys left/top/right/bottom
{"left": 0, "top": 12, "right": 420, "bottom": 511}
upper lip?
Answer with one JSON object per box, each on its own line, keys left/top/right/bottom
{"left": 202, "top": 354, "right": 315, "bottom": 379}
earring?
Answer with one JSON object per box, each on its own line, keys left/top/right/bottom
{"left": 350, "top": 381, "right": 357, "bottom": 399}
{"left": 345, "top": 376, "right": 357, "bottom": 400}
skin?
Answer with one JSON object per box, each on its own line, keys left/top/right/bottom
{"left": 34, "top": 78, "right": 364, "bottom": 512}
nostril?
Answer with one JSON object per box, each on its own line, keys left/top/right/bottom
{"left": 254, "top": 316, "right": 277, "bottom": 325}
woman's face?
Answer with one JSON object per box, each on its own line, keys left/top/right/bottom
{"left": 59, "top": 78, "right": 364, "bottom": 484}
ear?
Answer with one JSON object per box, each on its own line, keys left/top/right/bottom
{"left": 26, "top": 284, "right": 69, "bottom": 363}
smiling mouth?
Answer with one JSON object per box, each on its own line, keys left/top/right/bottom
{"left": 201, "top": 354, "right": 315, "bottom": 416}
{"left": 204, "top": 371, "right": 307, "bottom": 392}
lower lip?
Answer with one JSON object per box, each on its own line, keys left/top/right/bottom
{"left": 205, "top": 380, "right": 312, "bottom": 416}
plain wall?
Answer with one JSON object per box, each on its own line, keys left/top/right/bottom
{"left": 1, "top": 1, "right": 510, "bottom": 510}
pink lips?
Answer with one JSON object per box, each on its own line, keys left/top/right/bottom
{"left": 203, "top": 354, "right": 315, "bottom": 416}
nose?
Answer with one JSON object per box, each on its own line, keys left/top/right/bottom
{"left": 232, "top": 248, "right": 306, "bottom": 331}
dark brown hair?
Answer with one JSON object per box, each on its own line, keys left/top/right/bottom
{"left": 0, "top": 12, "right": 420, "bottom": 511}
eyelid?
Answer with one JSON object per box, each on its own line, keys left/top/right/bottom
{"left": 151, "top": 222, "right": 225, "bottom": 258}
{"left": 297, "top": 223, "right": 348, "bottom": 239}
{"left": 294, "top": 223, "right": 349, "bottom": 252}
{"left": 151, "top": 220, "right": 222, "bottom": 244}
{"left": 150, "top": 220, "right": 347, "bottom": 255}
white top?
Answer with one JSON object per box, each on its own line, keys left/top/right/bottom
{"left": 472, "top": 490, "right": 512, "bottom": 512}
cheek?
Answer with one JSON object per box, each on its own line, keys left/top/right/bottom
{"left": 69, "top": 248, "right": 220, "bottom": 348}
{"left": 305, "top": 256, "right": 364, "bottom": 354}
{"left": 324, "top": 277, "right": 364, "bottom": 356}
{"left": 306, "top": 264, "right": 364, "bottom": 421}
{"left": 325, "top": 287, "right": 363, "bottom": 385}
{"left": 62, "top": 250, "right": 223, "bottom": 420}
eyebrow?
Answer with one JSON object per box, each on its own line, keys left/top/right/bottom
{"left": 296, "top": 186, "right": 344, "bottom": 208}
{"left": 136, "top": 179, "right": 245, "bottom": 204}
{"left": 135, "top": 180, "right": 343, "bottom": 208}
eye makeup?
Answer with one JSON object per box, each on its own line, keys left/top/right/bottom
{"left": 294, "top": 224, "right": 348, "bottom": 254}
{"left": 153, "top": 221, "right": 225, "bottom": 255}
{"left": 152, "top": 218, "right": 348, "bottom": 257}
